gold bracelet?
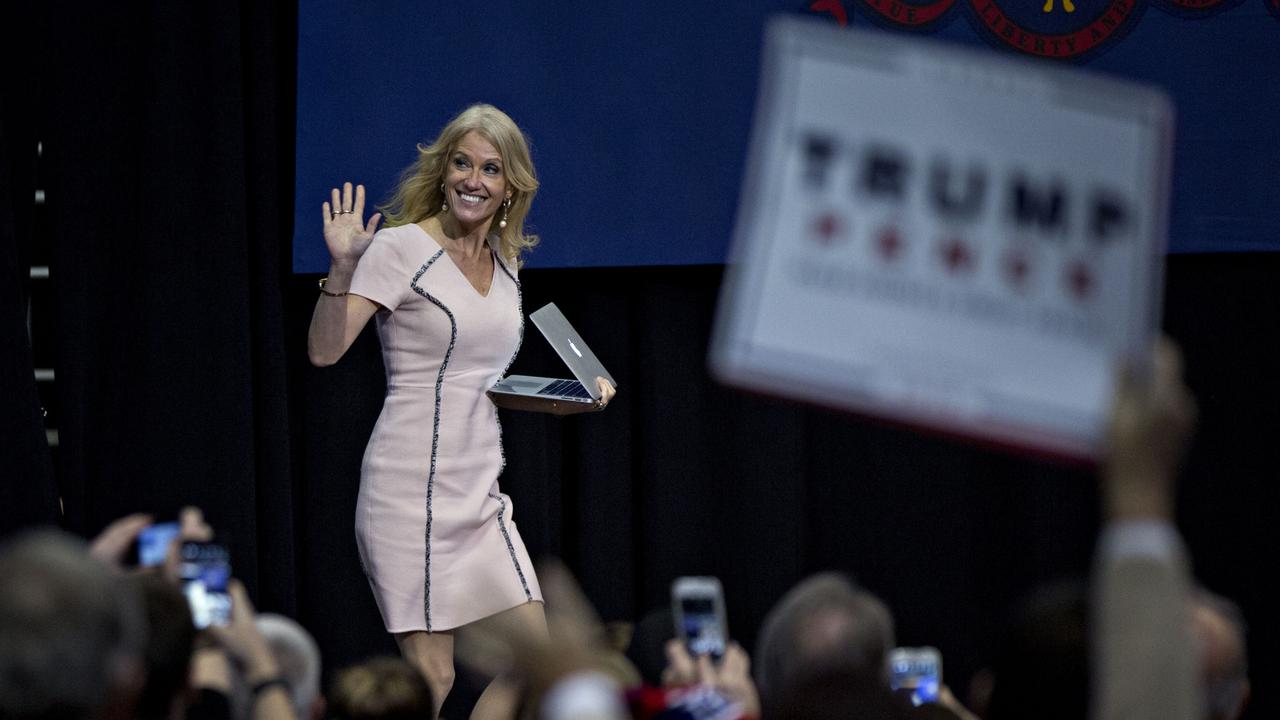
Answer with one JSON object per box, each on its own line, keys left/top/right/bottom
{"left": 318, "top": 277, "right": 348, "bottom": 297}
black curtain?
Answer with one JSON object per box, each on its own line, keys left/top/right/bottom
{"left": 12, "top": 4, "right": 1277, "bottom": 719}
{"left": 45, "top": 0, "right": 297, "bottom": 611}
{"left": 0, "top": 1, "right": 58, "bottom": 537}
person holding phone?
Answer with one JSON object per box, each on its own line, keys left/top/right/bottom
{"left": 308, "top": 104, "right": 615, "bottom": 717}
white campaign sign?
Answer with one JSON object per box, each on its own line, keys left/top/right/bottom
{"left": 710, "top": 17, "right": 1173, "bottom": 458}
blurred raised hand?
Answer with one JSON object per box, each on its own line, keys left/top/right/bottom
{"left": 661, "top": 639, "right": 761, "bottom": 719}
{"left": 1104, "top": 337, "right": 1197, "bottom": 520}
{"left": 88, "top": 513, "right": 152, "bottom": 567}
{"left": 455, "top": 560, "right": 640, "bottom": 718}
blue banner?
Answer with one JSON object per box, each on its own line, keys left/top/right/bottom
{"left": 294, "top": 0, "right": 1279, "bottom": 271}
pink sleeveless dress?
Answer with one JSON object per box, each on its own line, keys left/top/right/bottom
{"left": 348, "top": 222, "right": 541, "bottom": 633}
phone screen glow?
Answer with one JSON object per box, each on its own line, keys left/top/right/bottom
{"left": 180, "top": 543, "right": 232, "bottom": 629}
{"left": 137, "top": 522, "right": 180, "bottom": 567}
{"left": 681, "top": 597, "right": 725, "bottom": 657}
{"left": 890, "top": 655, "right": 941, "bottom": 705}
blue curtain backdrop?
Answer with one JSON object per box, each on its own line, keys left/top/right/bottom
{"left": 293, "top": 0, "right": 1279, "bottom": 271}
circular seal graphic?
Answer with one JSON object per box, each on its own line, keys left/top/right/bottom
{"left": 807, "top": 0, "right": 851, "bottom": 26}
{"left": 856, "top": 0, "right": 961, "bottom": 30}
{"left": 966, "top": 0, "right": 1145, "bottom": 59}
{"left": 1151, "top": 0, "right": 1244, "bottom": 17}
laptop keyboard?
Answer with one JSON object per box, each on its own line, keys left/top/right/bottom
{"left": 537, "top": 379, "right": 592, "bottom": 399}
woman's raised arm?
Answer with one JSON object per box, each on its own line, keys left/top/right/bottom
{"left": 308, "top": 182, "right": 382, "bottom": 366}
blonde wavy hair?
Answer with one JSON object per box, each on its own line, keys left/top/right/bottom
{"left": 379, "top": 104, "right": 539, "bottom": 267}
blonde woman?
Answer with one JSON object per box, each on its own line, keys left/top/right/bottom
{"left": 308, "top": 104, "right": 616, "bottom": 717}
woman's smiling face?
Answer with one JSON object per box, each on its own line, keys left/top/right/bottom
{"left": 443, "top": 131, "right": 510, "bottom": 229}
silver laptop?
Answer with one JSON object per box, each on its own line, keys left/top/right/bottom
{"left": 488, "top": 303, "right": 617, "bottom": 416}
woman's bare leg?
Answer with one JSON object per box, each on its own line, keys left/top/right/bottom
{"left": 396, "top": 630, "right": 455, "bottom": 719}
{"left": 468, "top": 602, "right": 548, "bottom": 720}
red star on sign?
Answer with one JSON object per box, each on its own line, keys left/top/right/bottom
{"left": 1066, "top": 259, "right": 1094, "bottom": 300}
{"left": 1004, "top": 250, "right": 1031, "bottom": 290}
{"left": 939, "top": 237, "right": 974, "bottom": 274}
{"left": 875, "top": 226, "right": 903, "bottom": 262}
{"left": 810, "top": 213, "right": 844, "bottom": 246}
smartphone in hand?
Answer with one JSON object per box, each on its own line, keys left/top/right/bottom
{"left": 128, "top": 521, "right": 180, "bottom": 567}
{"left": 888, "top": 646, "right": 942, "bottom": 706}
{"left": 179, "top": 541, "right": 232, "bottom": 628}
{"left": 672, "top": 576, "right": 728, "bottom": 661}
